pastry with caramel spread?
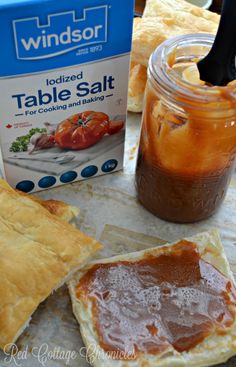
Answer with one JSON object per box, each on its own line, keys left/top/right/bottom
{"left": 69, "top": 229, "right": 236, "bottom": 367}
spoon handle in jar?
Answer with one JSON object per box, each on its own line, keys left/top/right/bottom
{"left": 197, "top": 0, "right": 236, "bottom": 86}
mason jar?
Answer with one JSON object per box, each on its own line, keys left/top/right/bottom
{"left": 136, "top": 34, "right": 236, "bottom": 223}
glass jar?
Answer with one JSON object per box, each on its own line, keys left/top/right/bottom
{"left": 136, "top": 34, "right": 236, "bottom": 223}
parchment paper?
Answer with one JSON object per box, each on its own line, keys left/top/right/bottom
{"left": 0, "top": 113, "right": 236, "bottom": 367}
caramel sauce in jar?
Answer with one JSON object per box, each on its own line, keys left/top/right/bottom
{"left": 136, "top": 34, "right": 236, "bottom": 223}
{"left": 76, "top": 241, "right": 236, "bottom": 358}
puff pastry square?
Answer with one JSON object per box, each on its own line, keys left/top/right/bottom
{"left": 128, "top": 61, "right": 147, "bottom": 113}
{"left": 0, "top": 179, "right": 102, "bottom": 350}
{"left": 143, "top": 0, "right": 220, "bottom": 23}
{"left": 0, "top": 179, "right": 80, "bottom": 221}
{"left": 69, "top": 229, "right": 236, "bottom": 367}
{"left": 132, "top": 15, "right": 218, "bottom": 67}
{"left": 128, "top": 0, "right": 220, "bottom": 112}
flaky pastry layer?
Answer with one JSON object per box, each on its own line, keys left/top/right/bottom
{"left": 0, "top": 179, "right": 102, "bottom": 350}
{"left": 128, "top": 0, "right": 220, "bottom": 112}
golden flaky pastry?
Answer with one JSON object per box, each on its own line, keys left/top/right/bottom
{"left": 69, "top": 229, "right": 236, "bottom": 367}
{"left": 0, "top": 179, "right": 79, "bottom": 221}
{"left": 19, "top": 195, "right": 79, "bottom": 222}
{"left": 128, "top": 0, "right": 220, "bottom": 112}
{"left": 128, "top": 62, "right": 147, "bottom": 113}
{"left": 143, "top": 0, "right": 220, "bottom": 22}
{"left": 0, "top": 179, "right": 102, "bottom": 351}
{"left": 132, "top": 16, "right": 218, "bottom": 67}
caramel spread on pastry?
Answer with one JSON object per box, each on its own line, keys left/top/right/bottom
{"left": 76, "top": 241, "right": 236, "bottom": 358}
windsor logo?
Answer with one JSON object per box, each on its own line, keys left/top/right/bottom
{"left": 13, "top": 6, "right": 108, "bottom": 60}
